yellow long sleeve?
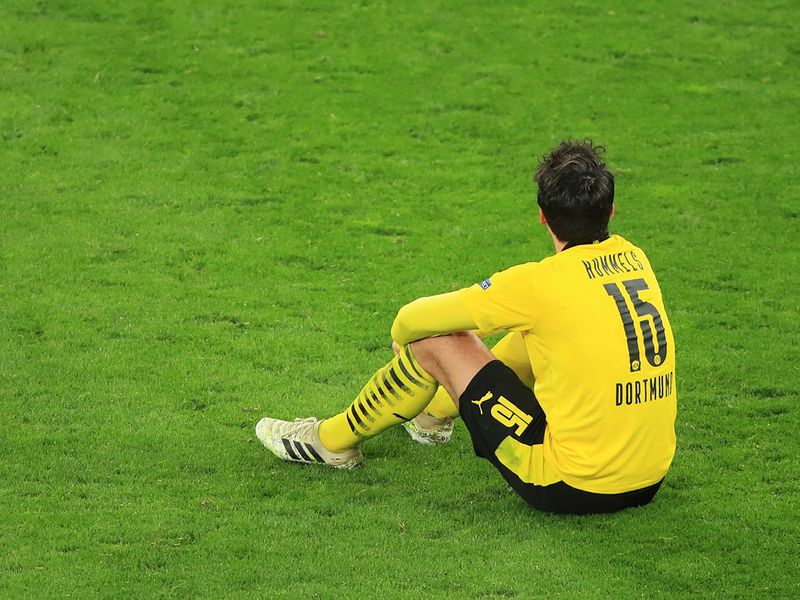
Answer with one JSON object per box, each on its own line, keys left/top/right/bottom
{"left": 390, "top": 290, "right": 478, "bottom": 345}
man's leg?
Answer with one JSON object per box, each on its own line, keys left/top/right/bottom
{"left": 405, "top": 331, "right": 533, "bottom": 443}
{"left": 256, "top": 332, "right": 491, "bottom": 468}
{"left": 409, "top": 333, "right": 664, "bottom": 515}
{"left": 317, "top": 333, "right": 492, "bottom": 453}
{"left": 317, "top": 345, "right": 438, "bottom": 452}
{"left": 408, "top": 331, "right": 495, "bottom": 410}
{"left": 257, "top": 343, "right": 441, "bottom": 467}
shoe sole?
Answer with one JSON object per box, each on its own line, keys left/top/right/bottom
{"left": 402, "top": 421, "right": 453, "bottom": 446}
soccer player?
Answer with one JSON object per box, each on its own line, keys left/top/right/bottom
{"left": 256, "top": 140, "right": 677, "bottom": 515}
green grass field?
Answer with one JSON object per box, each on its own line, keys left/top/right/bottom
{"left": 1, "top": 1, "right": 798, "bottom": 598}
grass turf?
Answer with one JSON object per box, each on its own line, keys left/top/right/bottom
{"left": 1, "top": 1, "right": 798, "bottom": 598}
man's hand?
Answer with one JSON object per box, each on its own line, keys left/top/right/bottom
{"left": 392, "top": 341, "right": 401, "bottom": 355}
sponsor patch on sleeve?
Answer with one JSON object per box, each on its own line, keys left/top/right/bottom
{"left": 479, "top": 279, "right": 492, "bottom": 290}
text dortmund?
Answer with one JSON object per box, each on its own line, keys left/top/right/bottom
{"left": 615, "top": 371, "right": 674, "bottom": 406}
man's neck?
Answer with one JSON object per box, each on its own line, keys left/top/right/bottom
{"left": 554, "top": 234, "right": 612, "bottom": 253}
{"left": 549, "top": 229, "right": 568, "bottom": 253}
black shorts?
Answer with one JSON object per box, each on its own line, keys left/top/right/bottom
{"left": 459, "top": 360, "right": 662, "bottom": 515}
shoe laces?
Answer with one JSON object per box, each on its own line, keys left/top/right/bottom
{"left": 276, "top": 417, "right": 319, "bottom": 441}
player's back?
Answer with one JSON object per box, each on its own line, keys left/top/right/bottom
{"left": 522, "top": 235, "right": 676, "bottom": 493}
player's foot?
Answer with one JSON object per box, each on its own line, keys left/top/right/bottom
{"left": 255, "top": 416, "right": 363, "bottom": 469}
{"left": 402, "top": 413, "right": 455, "bottom": 445}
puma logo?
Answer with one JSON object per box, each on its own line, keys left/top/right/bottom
{"left": 471, "top": 392, "right": 493, "bottom": 415}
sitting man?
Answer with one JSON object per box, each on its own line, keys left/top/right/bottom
{"left": 256, "top": 140, "right": 677, "bottom": 515}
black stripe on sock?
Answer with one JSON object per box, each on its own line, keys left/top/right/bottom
{"left": 375, "top": 376, "right": 397, "bottom": 406}
{"left": 346, "top": 412, "right": 358, "bottom": 433}
{"left": 404, "top": 346, "right": 427, "bottom": 380}
{"left": 389, "top": 367, "right": 412, "bottom": 394}
{"left": 397, "top": 353, "right": 425, "bottom": 388}
{"left": 368, "top": 391, "right": 385, "bottom": 416}
{"left": 293, "top": 441, "right": 313, "bottom": 462}
{"left": 349, "top": 405, "right": 366, "bottom": 428}
{"left": 282, "top": 438, "right": 301, "bottom": 460}
{"left": 355, "top": 399, "right": 374, "bottom": 423}
{"left": 369, "top": 389, "right": 384, "bottom": 408}
{"left": 393, "top": 412, "right": 412, "bottom": 422}
{"left": 381, "top": 372, "right": 402, "bottom": 401}
{"left": 304, "top": 443, "right": 325, "bottom": 463}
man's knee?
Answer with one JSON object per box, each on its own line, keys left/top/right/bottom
{"left": 411, "top": 331, "right": 479, "bottom": 360}
{"left": 409, "top": 331, "right": 490, "bottom": 382}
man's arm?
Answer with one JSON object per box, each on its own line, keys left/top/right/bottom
{"left": 390, "top": 290, "right": 478, "bottom": 346}
{"left": 392, "top": 262, "right": 539, "bottom": 346}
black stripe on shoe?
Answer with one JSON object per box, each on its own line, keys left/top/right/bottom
{"left": 293, "top": 440, "right": 313, "bottom": 462}
{"left": 282, "top": 438, "right": 301, "bottom": 460}
{"left": 304, "top": 442, "right": 325, "bottom": 463}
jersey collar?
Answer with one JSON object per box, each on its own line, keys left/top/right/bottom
{"left": 562, "top": 235, "right": 611, "bottom": 251}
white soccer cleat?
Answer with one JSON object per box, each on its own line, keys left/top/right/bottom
{"left": 255, "top": 416, "right": 363, "bottom": 469}
{"left": 402, "top": 415, "right": 455, "bottom": 445}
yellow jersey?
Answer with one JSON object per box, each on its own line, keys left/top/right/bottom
{"left": 458, "top": 235, "right": 676, "bottom": 493}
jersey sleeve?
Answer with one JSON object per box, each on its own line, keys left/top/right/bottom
{"left": 460, "top": 263, "right": 539, "bottom": 335}
{"left": 390, "top": 291, "right": 478, "bottom": 345}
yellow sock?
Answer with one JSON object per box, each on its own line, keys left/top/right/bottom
{"left": 421, "top": 386, "right": 460, "bottom": 419}
{"left": 319, "top": 346, "right": 437, "bottom": 452}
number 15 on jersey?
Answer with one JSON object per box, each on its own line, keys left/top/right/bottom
{"left": 604, "top": 278, "right": 668, "bottom": 372}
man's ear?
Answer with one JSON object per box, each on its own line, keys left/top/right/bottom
{"left": 610, "top": 203, "right": 615, "bottom": 219}
{"left": 539, "top": 207, "right": 547, "bottom": 225}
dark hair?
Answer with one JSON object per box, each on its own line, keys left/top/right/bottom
{"left": 534, "top": 140, "right": 615, "bottom": 245}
